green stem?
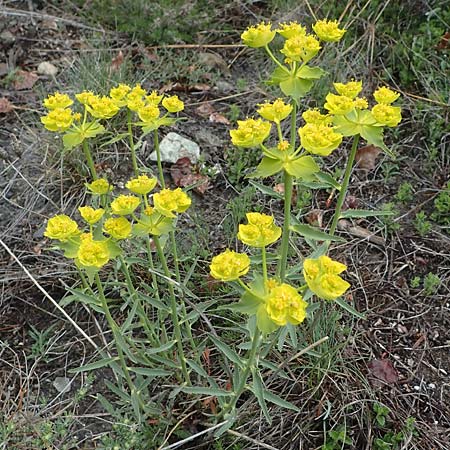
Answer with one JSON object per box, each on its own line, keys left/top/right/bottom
{"left": 82, "top": 140, "right": 97, "bottom": 180}
{"left": 290, "top": 100, "right": 297, "bottom": 149}
{"left": 277, "top": 170, "right": 293, "bottom": 281}
{"left": 237, "top": 278, "right": 253, "bottom": 296}
{"left": 153, "top": 236, "right": 190, "bottom": 385}
{"left": 223, "top": 326, "right": 261, "bottom": 416}
{"left": 95, "top": 274, "right": 136, "bottom": 395}
{"left": 261, "top": 246, "right": 268, "bottom": 285}
{"left": 329, "top": 134, "right": 360, "bottom": 236}
{"left": 119, "top": 255, "right": 160, "bottom": 345}
{"left": 127, "top": 110, "right": 139, "bottom": 177}
{"left": 276, "top": 122, "right": 283, "bottom": 142}
{"left": 154, "top": 129, "right": 165, "bottom": 188}
{"left": 264, "top": 45, "right": 290, "bottom": 74}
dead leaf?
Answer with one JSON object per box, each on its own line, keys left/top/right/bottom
{"left": 170, "top": 157, "right": 210, "bottom": 195}
{"left": 202, "top": 396, "right": 217, "bottom": 414}
{"left": 37, "top": 61, "right": 58, "bottom": 76}
{"left": 196, "top": 102, "right": 215, "bottom": 118}
{"left": 437, "top": 31, "right": 450, "bottom": 50}
{"left": 14, "top": 70, "right": 38, "bottom": 90}
{"left": 342, "top": 195, "right": 359, "bottom": 210}
{"left": 306, "top": 209, "right": 323, "bottom": 228}
{"left": 274, "top": 183, "right": 297, "bottom": 204}
{"left": 192, "top": 83, "right": 211, "bottom": 92}
{"left": 110, "top": 50, "right": 124, "bottom": 72}
{"left": 368, "top": 359, "right": 398, "bottom": 384}
{"left": 355, "top": 145, "right": 382, "bottom": 170}
{"left": 209, "top": 112, "right": 230, "bottom": 125}
{"left": 198, "top": 52, "right": 231, "bottom": 76}
{"left": 0, "top": 98, "right": 14, "bottom": 113}
{"left": 337, "top": 219, "right": 386, "bottom": 246}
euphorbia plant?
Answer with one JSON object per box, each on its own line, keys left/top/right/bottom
{"left": 39, "top": 16, "right": 402, "bottom": 435}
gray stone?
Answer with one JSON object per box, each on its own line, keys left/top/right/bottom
{"left": 150, "top": 132, "right": 200, "bottom": 164}
{"left": 53, "top": 376, "right": 71, "bottom": 393}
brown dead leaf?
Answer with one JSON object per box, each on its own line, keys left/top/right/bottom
{"left": 110, "top": 50, "right": 124, "bottom": 72}
{"left": 198, "top": 52, "right": 231, "bottom": 76}
{"left": 342, "top": 195, "right": 359, "bottom": 210}
{"left": 209, "top": 112, "right": 230, "bottom": 125}
{"left": 274, "top": 183, "right": 297, "bottom": 204}
{"left": 355, "top": 145, "right": 382, "bottom": 170}
{"left": 170, "top": 157, "right": 210, "bottom": 195}
{"left": 437, "top": 31, "right": 450, "bottom": 49}
{"left": 196, "top": 102, "right": 215, "bottom": 118}
{"left": 306, "top": 209, "right": 323, "bottom": 228}
{"left": 192, "top": 83, "right": 211, "bottom": 92}
{"left": 337, "top": 219, "right": 386, "bottom": 246}
{"left": 0, "top": 98, "right": 14, "bottom": 113}
{"left": 368, "top": 358, "right": 398, "bottom": 384}
{"left": 202, "top": 396, "right": 217, "bottom": 414}
{"left": 14, "top": 70, "right": 38, "bottom": 90}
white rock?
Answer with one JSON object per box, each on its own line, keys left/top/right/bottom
{"left": 150, "top": 132, "right": 200, "bottom": 164}
{"left": 37, "top": 62, "right": 58, "bottom": 76}
{"left": 53, "top": 376, "right": 71, "bottom": 393}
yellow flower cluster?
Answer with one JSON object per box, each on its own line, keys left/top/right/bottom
{"left": 324, "top": 93, "right": 355, "bottom": 115}
{"left": 230, "top": 118, "right": 271, "bottom": 148}
{"left": 41, "top": 108, "right": 77, "bottom": 132}
{"left": 280, "top": 33, "right": 321, "bottom": 63}
{"left": 257, "top": 99, "right": 293, "bottom": 123}
{"left": 277, "top": 22, "right": 306, "bottom": 39}
{"left": 298, "top": 123, "right": 343, "bottom": 156}
{"left": 237, "top": 212, "right": 281, "bottom": 248}
{"left": 44, "top": 215, "right": 80, "bottom": 241}
{"left": 43, "top": 92, "right": 73, "bottom": 110}
{"left": 86, "top": 95, "right": 120, "bottom": 119}
{"left": 241, "top": 22, "right": 276, "bottom": 48}
{"left": 77, "top": 233, "right": 110, "bottom": 268}
{"left": 265, "top": 281, "right": 308, "bottom": 326}
{"left": 110, "top": 195, "right": 141, "bottom": 216}
{"left": 103, "top": 217, "right": 132, "bottom": 240}
{"left": 312, "top": 19, "right": 346, "bottom": 42}
{"left": 78, "top": 206, "right": 105, "bottom": 225}
{"left": 333, "top": 80, "right": 362, "bottom": 99}
{"left": 371, "top": 86, "right": 401, "bottom": 127}
{"left": 302, "top": 109, "right": 332, "bottom": 125}
{"left": 126, "top": 175, "right": 158, "bottom": 195}
{"left": 109, "top": 83, "right": 131, "bottom": 106}
{"left": 303, "top": 255, "right": 350, "bottom": 300}
{"left": 210, "top": 249, "right": 250, "bottom": 282}
{"left": 153, "top": 188, "right": 191, "bottom": 218}
{"left": 86, "top": 178, "right": 112, "bottom": 195}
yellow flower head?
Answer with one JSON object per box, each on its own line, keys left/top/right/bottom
{"left": 237, "top": 212, "right": 281, "bottom": 248}
{"left": 127, "top": 97, "right": 146, "bottom": 112}
{"left": 137, "top": 104, "right": 160, "bottom": 123}
{"left": 43, "top": 92, "right": 73, "bottom": 110}
{"left": 277, "top": 140, "right": 290, "bottom": 151}
{"left": 144, "top": 206, "right": 155, "bottom": 216}
{"left": 110, "top": 195, "right": 141, "bottom": 215}
{"left": 280, "top": 34, "right": 321, "bottom": 63}
{"left": 257, "top": 98, "right": 293, "bottom": 123}
{"left": 128, "top": 84, "right": 147, "bottom": 99}
{"left": 210, "top": 249, "right": 251, "bottom": 282}
{"left": 303, "top": 255, "right": 350, "bottom": 300}
{"left": 373, "top": 86, "right": 400, "bottom": 105}
{"left": 76, "top": 91, "right": 96, "bottom": 105}
{"left": 77, "top": 234, "right": 110, "bottom": 268}
{"left": 324, "top": 93, "right": 355, "bottom": 115}
{"left": 78, "top": 206, "right": 105, "bottom": 225}
{"left": 277, "top": 22, "right": 306, "bottom": 39}
{"left": 299, "top": 123, "right": 343, "bottom": 156}
{"left": 41, "top": 108, "right": 74, "bottom": 132}
{"left": 353, "top": 97, "right": 368, "bottom": 109}
{"left": 87, "top": 95, "right": 120, "bottom": 119}
{"left": 125, "top": 175, "right": 158, "bottom": 195}
{"left": 146, "top": 91, "right": 163, "bottom": 106}
{"left": 109, "top": 83, "right": 131, "bottom": 106}
{"left": 266, "top": 282, "right": 308, "bottom": 326}
{"left": 302, "top": 108, "right": 332, "bottom": 125}
{"left": 103, "top": 217, "right": 132, "bottom": 240}
{"left": 372, "top": 104, "right": 402, "bottom": 127}
{"left": 312, "top": 19, "right": 346, "bottom": 42}
{"left": 153, "top": 188, "right": 191, "bottom": 218}
{"left": 162, "top": 95, "right": 184, "bottom": 113}
{"left": 333, "top": 80, "right": 362, "bottom": 99}
{"left": 230, "top": 118, "right": 271, "bottom": 148}
{"left": 86, "top": 178, "right": 112, "bottom": 195}
{"left": 241, "top": 22, "right": 276, "bottom": 48}
{"left": 44, "top": 214, "right": 80, "bottom": 241}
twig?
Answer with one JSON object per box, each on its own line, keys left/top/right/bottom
{"left": 0, "top": 238, "right": 99, "bottom": 351}
{"left": 227, "top": 429, "right": 280, "bottom": 450}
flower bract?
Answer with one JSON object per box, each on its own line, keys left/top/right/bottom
{"left": 78, "top": 206, "right": 105, "bottom": 225}
{"left": 153, "top": 188, "right": 191, "bottom": 218}
{"left": 103, "top": 217, "right": 132, "bottom": 240}
{"left": 299, "top": 123, "right": 343, "bottom": 156}
{"left": 237, "top": 212, "right": 281, "bottom": 247}
{"left": 210, "top": 249, "right": 250, "bottom": 281}
{"left": 126, "top": 175, "right": 158, "bottom": 195}
{"left": 44, "top": 215, "right": 80, "bottom": 241}
{"left": 230, "top": 118, "right": 271, "bottom": 148}
{"left": 312, "top": 19, "right": 346, "bottom": 42}
{"left": 110, "top": 195, "right": 141, "bottom": 215}
{"left": 241, "top": 22, "right": 276, "bottom": 48}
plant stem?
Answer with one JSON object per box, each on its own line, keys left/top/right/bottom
{"left": 329, "top": 134, "right": 360, "bottom": 236}
{"left": 153, "top": 236, "right": 191, "bottom": 385}
{"left": 290, "top": 100, "right": 297, "bottom": 149}
{"left": 82, "top": 140, "right": 97, "bottom": 180}
{"left": 118, "top": 255, "right": 160, "bottom": 345}
{"left": 95, "top": 274, "right": 136, "bottom": 395}
{"left": 277, "top": 170, "right": 293, "bottom": 281}
{"left": 154, "top": 129, "right": 165, "bottom": 188}
{"left": 261, "top": 246, "right": 268, "bottom": 285}
{"left": 127, "top": 110, "right": 139, "bottom": 177}
{"left": 223, "top": 326, "right": 261, "bottom": 416}
{"left": 264, "top": 45, "right": 290, "bottom": 74}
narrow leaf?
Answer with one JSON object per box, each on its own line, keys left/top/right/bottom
{"left": 263, "top": 390, "right": 300, "bottom": 412}
{"left": 69, "top": 357, "right": 118, "bottom": 373}
{"left": 335, "top": 297, "right": 366, "bottom": 319}
{"left": 181, "top": 386, "right": 231, "bottom": 397}
{"left": 290, "top": 224, "right": 346, "bottom": 242}
{"left": 340, "top": 209, "right": 395, "bottom": 219}
{"left": 209, "top": 335, "right": 244, "bottom": 368}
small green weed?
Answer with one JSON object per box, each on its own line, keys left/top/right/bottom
{"left": 423, "top": 272, "right": 441, "bottom": 295}
{"left": 322, "top": 425, "right": 352, "bottom": 450}
{"left": 431, "top": 182, "right": 450, "bottom": 227}
{"left": 379, "top": 203, "right": 400, "bottom": 233}
{"left": 413, "top": 211, "right": 432, "bottom": 237}
{"left": 395, "top": 182, "right": 414, "bottom": 204}
{"left": 410, "top": 276, "right": 421, "bottom": 289}
{"left": 373, "top": 402, "right": 390, "bottom": 427}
